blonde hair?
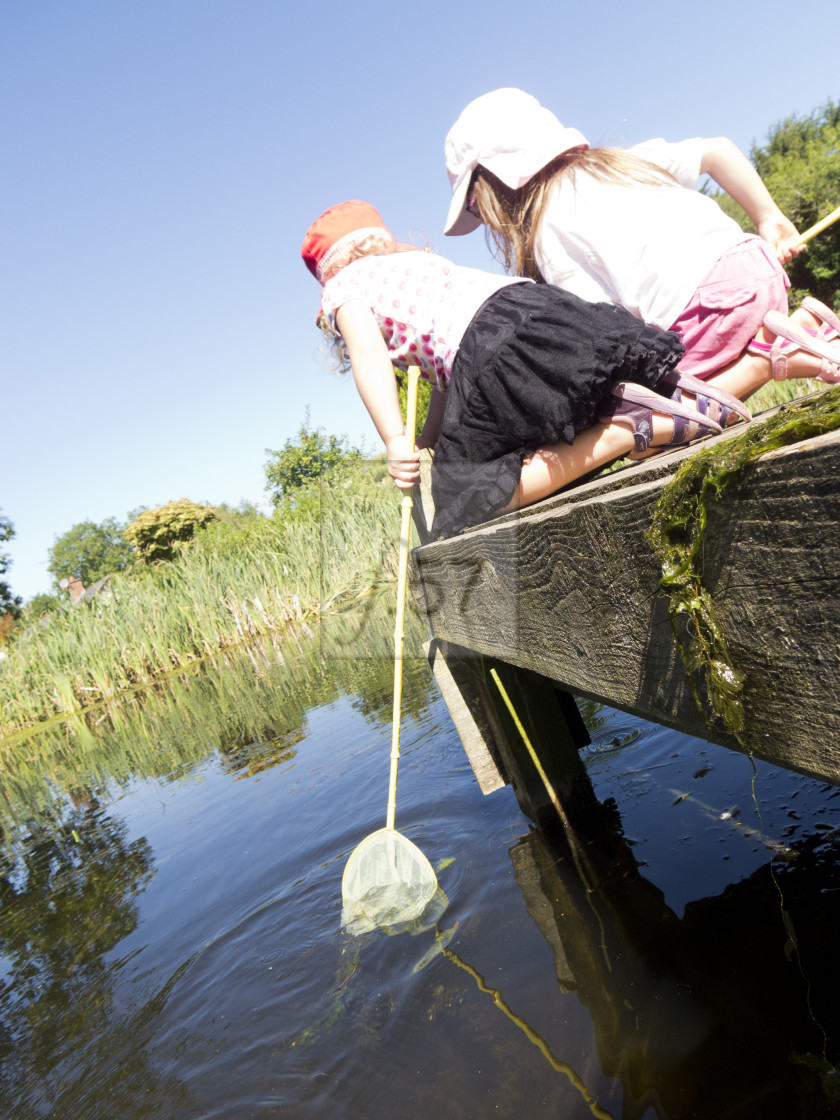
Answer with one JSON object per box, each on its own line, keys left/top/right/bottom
{"left": 471, "top": 147, "right": 679, "bottom": 280}
{"left": 316, "top": 313, "right": 352, "bottom": 374}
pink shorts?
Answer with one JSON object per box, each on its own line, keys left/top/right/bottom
{"left": 669, "top": 238, "right": 790, "bottom": 379}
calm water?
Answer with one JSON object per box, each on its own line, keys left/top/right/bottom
{"left": 2, "top": 606, "right": 840, "bottom": 1119}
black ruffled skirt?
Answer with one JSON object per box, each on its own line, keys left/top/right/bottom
{"left": 430, "top": 283, "right": 684, "bottom": 539}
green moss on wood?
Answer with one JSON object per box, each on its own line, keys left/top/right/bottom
{"left": 645, "top": 387, "right": 840, "bottom": 739}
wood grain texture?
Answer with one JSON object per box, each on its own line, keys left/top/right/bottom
{"left": 410, "top": 424, "right": 840, "bottom": 786}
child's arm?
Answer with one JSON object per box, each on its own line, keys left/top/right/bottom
{"left": 417, "top": 387, "right": 445, "bottom": 450}
{"left": 335, "top": 300, "right": 419, "bottom": 490}
{"left": 700, "top": 137, "right": 803, "bottom": 265}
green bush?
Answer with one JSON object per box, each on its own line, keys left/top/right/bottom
{"left": 124, "top": 499, "right": 218, "bottom": 564}
{"left": 0, "top": 464, "right": 405, "bottom": 735}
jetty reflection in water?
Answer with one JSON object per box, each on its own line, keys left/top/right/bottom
{"left": 0, "top": 599, "right": 838, "bottom": 1118}
{"left": 511, "top": 769, "right": 840, "bottom": 1118}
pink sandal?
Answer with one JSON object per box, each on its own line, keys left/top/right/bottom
{"left": 801, "top": 296, "right": 840, "bottom": 341}
{"left": 755, "top": 310, "right": 840, "bottom": 383}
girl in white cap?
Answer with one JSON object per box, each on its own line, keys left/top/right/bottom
{"left": 301, "top": 201, "right": 748, "bottom": 538}
{"left": 444, "top": 88, "right": 840, "bottom": 421}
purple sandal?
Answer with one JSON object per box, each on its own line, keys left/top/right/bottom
{"left": 657, "top": 369, "right": 752, "bottom": 429}
{"left": 599, "top": 382, "right": 723, "bottom": 453}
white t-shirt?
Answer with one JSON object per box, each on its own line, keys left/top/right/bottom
{"left": 534, "top": 137, "right": 754, "bottom": 329}
{"left": 321, "top": 250, "right": 525, "bottom": 391}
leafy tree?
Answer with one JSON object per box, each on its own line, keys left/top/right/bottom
{"left": 47, "top": 517, "right": 134, "bottom": 588}
{"left": 264, "top": 411, "right": 365, "bottom": 508}
{"left": 124, "top": 498, "right": 218, "bottom": 563}
{"left": 713, "top": 101, "right": 840, "bottom": 307}
{"left": 0, "top": 511, "right": 22, "bottom": 621}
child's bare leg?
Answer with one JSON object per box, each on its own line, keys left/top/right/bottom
{"left": 501, "top": 412, "right": 675, "bottom": 513}
{"left": 698, "top": 352, "right": 773, "bottom": 404}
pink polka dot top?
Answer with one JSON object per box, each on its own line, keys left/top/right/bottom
{"left": 320, "top": 250, "right": 527, "bottom": 391}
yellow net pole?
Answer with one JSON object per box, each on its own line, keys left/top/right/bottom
{"left": 794, "top": 202, "right": 840, "bottom": 247}
{"left": 386, "top": 367, "right": 420, "bottom": 832}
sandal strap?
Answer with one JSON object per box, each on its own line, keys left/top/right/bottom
{"left": 746, "top": 335, "right": 790, "bottom": 380}
{"left": 802, "top": 296, "right": 840, "bottom": 340}
{"left": 599, "top": 382, "right": 722, "bottom": 452}
{"left": 660, "top": 369, "right": 752, "bottom": 423}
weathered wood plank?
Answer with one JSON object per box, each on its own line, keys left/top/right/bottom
{"left": 424, "top": 640, "right": 507, "bottom": 795}
{"left": 425, "top": 639, "right": 597, "bottom": 826}
{"left": 410, "top": 422, "right": 840, "bottom": 786}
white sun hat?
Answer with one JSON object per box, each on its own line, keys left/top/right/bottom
{"left": 444, "top": 88, "right": 588, "bottom": 236}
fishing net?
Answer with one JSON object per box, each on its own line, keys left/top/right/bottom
{"left": 339, "top": 369, "right": 440, "bottom": 938}
{"left": 341, "top": 827, "right": 438, "bottom": 936}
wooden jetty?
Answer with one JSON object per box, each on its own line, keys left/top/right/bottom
{"left": 409, "top": 399, "right": 840, "bottom": 828}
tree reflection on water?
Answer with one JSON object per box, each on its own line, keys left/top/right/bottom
{"left": 0, "top": 796, "right": 197, "bottom": 1116}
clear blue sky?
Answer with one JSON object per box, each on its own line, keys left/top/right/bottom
{"left": 3, "top": 0, "right": 838, "bottom": 600}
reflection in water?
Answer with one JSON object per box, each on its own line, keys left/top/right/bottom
{"left": 440, "top": 943, "right": 614, "bottom": 1120}
{"left": 0, "top": 798, "right": 193, "bottom": 1116}
{"left": 0, "top": 597, "right": 439, "bottom": 1119}
{"left": 1, "top": 601, "right": 840, "bottom": 1117}
{"left": 0, "top": 592, "right": 430, "bottom": 827}
{"left": 510, "top": 793, "right": 840, "bottom": 1118}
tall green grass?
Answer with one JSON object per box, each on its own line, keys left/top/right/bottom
{"left": 0, "top": 465, "right": 407, "bottom": 736}
{"left": 744, "top": 376, "right": 821, "bottom": 415}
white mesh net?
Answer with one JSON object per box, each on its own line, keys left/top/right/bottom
{"left": 341, "top": 828, "right": 438, "bottom": 936}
